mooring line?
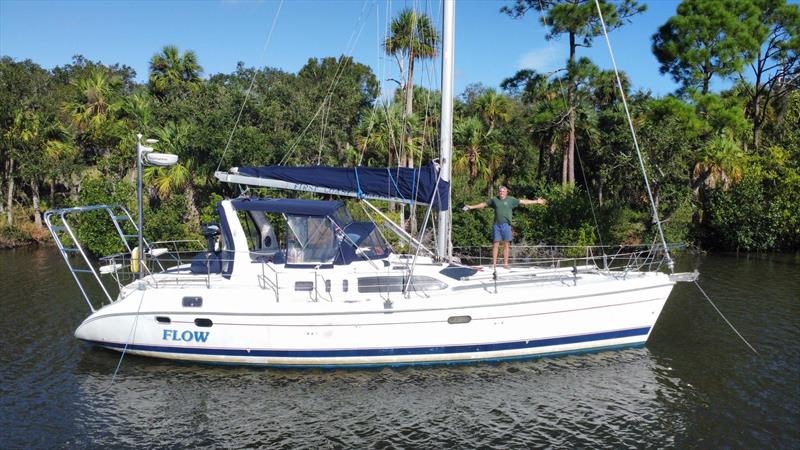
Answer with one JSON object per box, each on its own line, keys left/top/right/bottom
{"left": 102, "top": 288, "right": 147, "bottom": 392}
{"left": 693, "top": 280, "right": 758, "bottom": 355}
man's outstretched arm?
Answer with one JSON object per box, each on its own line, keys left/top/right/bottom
{"left": 519, "top": 198, "right": 547, "bottom": 206}
{"left": 462, "top": 202, "right": 488, "bottom": 211}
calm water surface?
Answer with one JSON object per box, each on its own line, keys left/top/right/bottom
{"left": 1, "top": 248, "right": 798, "bottom": 448}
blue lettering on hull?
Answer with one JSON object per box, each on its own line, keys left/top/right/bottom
{"left": 162, "top": 329, "right": 210, "bottom": 342}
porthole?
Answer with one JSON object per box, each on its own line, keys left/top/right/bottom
{"left": 195, "top": 318, "right": 213, "bottom": 327}
{"left": 448, "top": 315, "right": 471, "bottom": 324}
{"left": 156, "top": 316, "right": 171, "bottom": 324}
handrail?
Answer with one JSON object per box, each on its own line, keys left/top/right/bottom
{"left": 452, "top": 243, "right": 683, "bottom": 273}
{"left": 44, "top": 204, "right": 142, "bottom": 312}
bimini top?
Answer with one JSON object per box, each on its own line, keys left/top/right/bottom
{"left": 230, "top": 198, "right": 343, "bottom": 217}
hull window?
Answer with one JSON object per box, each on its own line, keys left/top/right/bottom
{"left": 448, "top": 315, "right": 472, "bottom": 324}
{"left": 195, "top": 318, "right": 213, "bottom": 327}
{"left": 357, "top": 276, "right": 448, "bottom": 293}
{"left": 295, "top": 281, "right": 314, "bottom": 292}
{"left": 155, "top": 316, "right": 171, "bottom": 324}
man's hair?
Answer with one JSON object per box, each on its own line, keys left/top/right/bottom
{"left": 498, "top": 185, "right": 509, "bottom": 192}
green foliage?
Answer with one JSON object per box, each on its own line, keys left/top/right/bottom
{"left": 702, "top": 143, "right": 800, "bottom": 251}
{"left": 1, "top": 12, "right": 798, "bottom": 256}
{"left": 149, "top": 45, "right": 203, "bottom": 100}
{"left": 75, "top": 177, "right": 135, "bottom": 256}
{"left": 502, "top": 0, "right": 646, "bottom": 46}
{"left": 652, "top": 0, "right": 764, "bottom": 94}
{"left": 145, "top": 196, "right": 190, "bottom": 244}
{"left": 199, "top": 193, "right": 224, "bottom": 225}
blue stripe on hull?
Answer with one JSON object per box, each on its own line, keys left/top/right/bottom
{"left": 82, "top": 326, "right": 651, "bottom": 365}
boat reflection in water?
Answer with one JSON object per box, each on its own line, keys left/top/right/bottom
{"left": 73, "top": 346, "right": 696, "bottom": 448}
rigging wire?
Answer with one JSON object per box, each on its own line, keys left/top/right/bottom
{"left": 215, "top": 0, "right": 285, "bottom": 173}
{"left": 593, "top": 0, "right": 673, "bottom": 270}
{"left": 280, "top": 0, "right": 375, "bottom": 166}
{"left": 406, "top": 0, "right": 442, "bottom": 236}
{"left": 356, "top": 0, "right": 393, "bottom": 166}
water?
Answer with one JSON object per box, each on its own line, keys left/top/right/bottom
{"left": 1, "top": 248, "right": 798, "bottom": 448}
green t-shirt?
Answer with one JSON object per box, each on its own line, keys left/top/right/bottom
{"left": 487, "top": 196, "right": 520, "bottom": 224}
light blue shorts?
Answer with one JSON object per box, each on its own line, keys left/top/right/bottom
{"left": 492, "top": 223, "right": 512, "bottom": 242}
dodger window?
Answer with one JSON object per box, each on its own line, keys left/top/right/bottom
{"left": 286, "top": 215, "right": 337, "bottom": 265}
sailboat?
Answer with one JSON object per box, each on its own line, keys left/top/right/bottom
{"left": 45, "top": 0, "right": 696, "bottom": 367}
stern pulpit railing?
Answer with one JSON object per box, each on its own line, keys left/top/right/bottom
{"left": 44, "top": 204, "right": 159, "bottom": 312}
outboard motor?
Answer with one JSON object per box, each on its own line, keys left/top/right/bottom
{"left": 201, "top": 224, "right": 220, "bottom": 252}
{"left": 191, "top": 224, "right": 222, "bottom": 274}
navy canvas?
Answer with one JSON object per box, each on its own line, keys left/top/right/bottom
{"left": 230, "top": 198, "right": 343, "bottom": 216}
{"left": 236, "top": 163, "right": 450, "bottom": 210}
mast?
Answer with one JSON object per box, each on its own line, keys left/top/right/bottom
{"left": 437, "top": 0, "right": 455, "bottom": 261}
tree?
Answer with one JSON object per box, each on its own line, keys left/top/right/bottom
{"left": 295, "top": 56, "right": 379, "bottom": 165}
{"left": 145, "top": 122, "right": 201, "bottom": 230}
{"left": 0, "top": 58, "right": 51, "bottom": 226}
{"left": 63, "top": 68, "right": 122, "bottom": 132}
{"left": 473, "top": 90, "right": 512, "bottom": 137}
{"left": 149, "top": 45, "right": 203, "bottom": 100}
{"left": 454, "top": 116, "right": 488, "bottom": 181}
{"left": 384, "top": 8, "right": 439, "bottom": 169}
{"left": 503, "top": 0, "right": 645, "bottom": 186}
{"left": 741, "top": 0, "right": 800, "bottom": 150}
{"left": 502, "top": 69, "right": 567, "bottom": 183}
{"left": 62, "top": 67, "right": 127, "bottom": 171}
{"left": 652, "top": 0, "right": 764, "bottom": 95}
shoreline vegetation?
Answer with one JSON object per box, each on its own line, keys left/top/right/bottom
{"left": 1, "top": 0, "right": 798, "bottom": 255}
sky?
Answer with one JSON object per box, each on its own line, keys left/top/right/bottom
{"left": 0, "top": 0, "right": 728, "bottom": 99}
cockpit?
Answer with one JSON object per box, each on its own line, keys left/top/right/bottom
{"left": 201, "top": 198, "right": 390, "bottom": 274}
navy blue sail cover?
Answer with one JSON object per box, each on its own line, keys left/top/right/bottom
{"left": 237, "top": 163, "right": 450, "bottom": 210}
{"left": 230, "top": 198, "right": 343, "bottom": 216}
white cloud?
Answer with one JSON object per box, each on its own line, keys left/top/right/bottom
{"left": 516, "top": 45, "right": 565, "bottom": 74}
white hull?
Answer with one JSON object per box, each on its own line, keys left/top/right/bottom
{"left": 75, "top": 266, "right": 674, "bottom": 367}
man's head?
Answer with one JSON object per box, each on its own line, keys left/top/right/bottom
{"left": 498, "top": 185, "right": 509, "bottom": 199}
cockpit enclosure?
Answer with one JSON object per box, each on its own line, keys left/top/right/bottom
{"left": 227, "top": 197, "right": 391, "bottom": 267}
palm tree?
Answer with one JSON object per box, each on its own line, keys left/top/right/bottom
{"left": 5, "top": 111, "right": 50, "bottom": 228}
{"left": 122, "top": 91, "right": 153, "bottom": 133}
{"left": 692, "top": 134, "right": 746, "bottom": 194}
{"left": 145, "top": 122, "right": 201, "bottom": 230}
{"left": 149, "top": 45, "right": 203, "bottom": 99}
{"left": 384, "top": 9, "right": 439, "bottom": 169}
{"left": 63, "top": 68, "right": 122, "bottom": 134}
{"left": 473, "top": 90, "right": 512, "bottom": 137}
{"left": 356, "top": 103, "right": 405, "bottom": 167}
{"left": 454, "top": 116, "right": 488, "bottom": 181}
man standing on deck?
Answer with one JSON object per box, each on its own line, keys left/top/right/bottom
{"left": 462, "top": 186, "right": 547, "bottom": 269}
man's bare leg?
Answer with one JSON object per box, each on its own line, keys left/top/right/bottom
{"left": 492, "top": 241, "right": 500, "bottom": 268}
{"left": 503, "top": 241, "right": 511, "bottom": 268}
